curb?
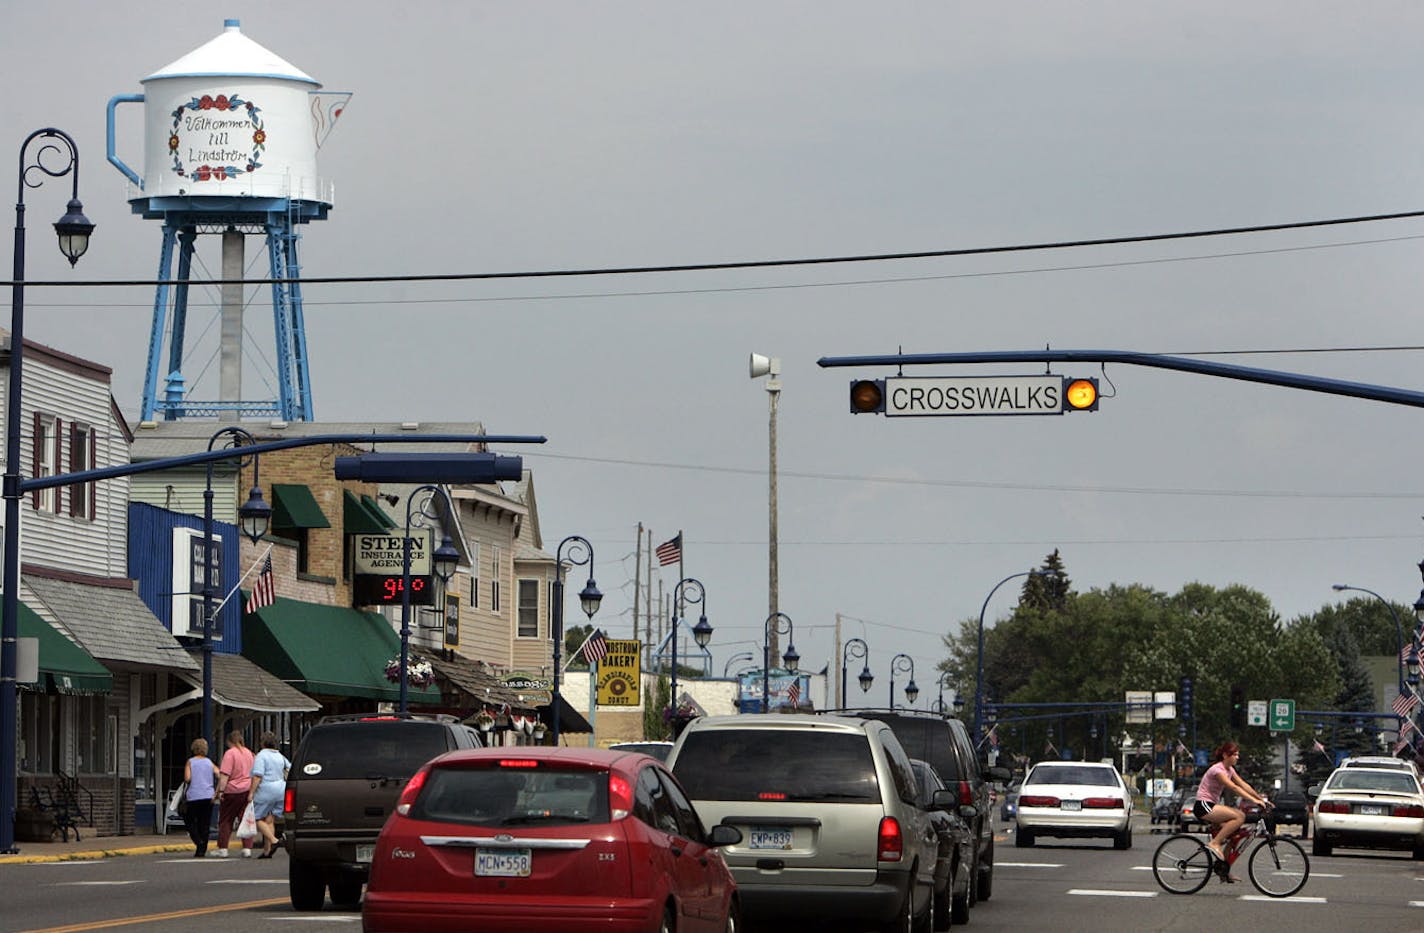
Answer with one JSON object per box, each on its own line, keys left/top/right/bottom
{"left": 0, "top": 843, "right": 192, "bottom": 865}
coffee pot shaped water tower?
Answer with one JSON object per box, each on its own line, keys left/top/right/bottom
{"left": 107, "top": 18, "right": 351, "bottom": 423}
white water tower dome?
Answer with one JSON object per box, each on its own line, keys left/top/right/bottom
{"left": 138, "top": 19, "right": 331, "bottom": 202}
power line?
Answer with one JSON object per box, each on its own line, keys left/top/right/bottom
{"left": 11, "top": 209, "right": 1424, "bottom": 288}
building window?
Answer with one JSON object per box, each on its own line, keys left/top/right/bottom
{"left": 68, "top": 423, "right": 95, "bottom": 520}
{"left": 32, "top": 414, "right": 60, "bottom": 513}
{"left": 19, "top": 693, "right": 59, "bottom": 774}
{"left": 517, "top": 578, "right": 539, "bottom": 638}
{"left": 76, "top": 697, "right": 112, "bottom": 774}
{"left": 468, "top": 542, "right": 480, "bottom": 608}
{"left": 491, "top": 545, "right": 502, "bottom": 613}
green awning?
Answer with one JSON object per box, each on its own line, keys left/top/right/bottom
{"left": 343, "top": 489, "right": 396, "bottom": 535}
{"left": 14, "top": 602, "right": 112, "bottom": 694}
{"left": 361, "top": 494, "right": 398, "bottom": 530}
{"left": 242, "top": 597, "right": 441, "bottom": 704}
{"left": 272, "top": 484, "right": 331, "bottom": 529}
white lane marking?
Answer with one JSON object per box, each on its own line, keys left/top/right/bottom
{"left": 54, "top": 880, "right": 144, "bottom": 886}
{"left": 206, "top": 879, "right": 286, "bottom": 885}
{"left": 1238, "top": 895, "right": 1327, "bottom": 904}
{"left": 1407, "top": 901, "right": 1424, "bottom": 908}
{"left": 996, "top": 861, "right": 1063, "bottom": 868}
{"left": 266, "top": 917, "right": 360, "bottom": 923}
{"left": 1067, "top": 889, "right": 1158, "bottom": 897}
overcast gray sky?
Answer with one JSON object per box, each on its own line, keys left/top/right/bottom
{"left": 7, "top": 2, "right": 1424, "bottom": 701}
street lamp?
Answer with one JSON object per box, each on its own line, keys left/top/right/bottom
{"left": 749, "top": 353, "right": 781, "bottom": 661}
{"left": 936, "top": 671, "right": 956, "bottom": 714}
{"left": 201, "top": 426, "right": 271, "bottom": 750}
{"left": 398, "top": 486, "right": 460, "bottom": 714}
{"left": 890, "top": 653, "right": 918, "bottom": 707}
{"left": 723, "top": 651, "right": 754, "bottom": 679}
{"left": 762, "top": 611, "right": 797, "bottom": 713}
{"left": 841, "top": 637, "right": 872, "bottom": 708}
{"left": 974, "top": 569, "right": 1056, "bottom": 743}
{"left": 669, "top": 578, "right": 712, "bottom": 727}
{"left": 3, "top": 129, "right": 94, "bottom": 854}
{"left": 551, "top": 535, "right": 602, "bottom": 744}
{"left": 1332, "top": 584, "right": 1406, "bottom": 696}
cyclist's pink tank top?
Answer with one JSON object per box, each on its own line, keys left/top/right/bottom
{"left": 1196, "top": 762, "right": 1235, "bottom": 804}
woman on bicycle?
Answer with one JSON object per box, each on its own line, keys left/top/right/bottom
{"left": 1194, "top": 741, "right": 1270, "bottom": 866}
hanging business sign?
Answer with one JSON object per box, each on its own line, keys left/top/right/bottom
{"left": 352, "top": 529, "right": 435, "bottom": 606}
{"left": 595, "top": 639, "right": 642, "bottom": 707}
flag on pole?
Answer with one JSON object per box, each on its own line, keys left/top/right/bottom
{"left": 245, "top": 554, "right": 275, "bottom": 613}
{"left": 987, "top": 725, "right": 999, "bottom": 748}
{"left": 1175, "top": 739, "right": 1191, "bottom": 756}
{"left": 787, "top": 679, "right": 801, "bottom": 707}
{"left": 655, "top": 533, "right": 682, "bottom": 566}
{"left": 1392, "top": 692, "right": 1419, "bottom": 718}
{"left": 579, "top": 629, "right": 609, "bottom": 665}
{"left": 1312, "top": 738, "right": 1327, "bottom": 755}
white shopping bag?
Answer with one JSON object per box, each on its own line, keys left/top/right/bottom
{"left": 236, "top": 802, "right": 259, "bottom": 840}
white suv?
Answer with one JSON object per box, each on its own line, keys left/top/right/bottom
{"left": 669, "top": 714, "right": 946, "bottom": 932}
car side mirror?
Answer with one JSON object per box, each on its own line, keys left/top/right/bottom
{"left": 958, "top": 804, "right": 979, "bottom": 822}
{"left": 1305, "top": 787, "right": 1319, "bottom": 800}
{"left": 931, "top": 789, "right": 958, "bottom": 811}
{"left": 984, "top": 765, "right": 1011, "bottom": 783}
{"left": 708, "top": 824, "right": 743, "bottom": 847}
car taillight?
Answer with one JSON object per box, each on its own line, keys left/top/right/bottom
{"left": 283, "top": 787, "right": 295, "bottom": 816}
{"left": 1317, "top": 801, "right": 1349, "bottom": 814}
{"left": 608, "top": 773, "right": 633, "bottom": 821}
{"left": 1392, "top": 804, "right": 1424, "bottom": 818}
{"left": 1083, "top": 797, "right": 1125, "bottom": 809}
{"left": 958, "top": 780, "right": 973, "bottom": 807}
{"left": 878, "top": 816, "right": 903, "bottom": 861}
{"left": 1019, "top": 795, "right": 1060, "bottom": 808}
{"left": 758, "top": 792, "right": 787, "bottom": 801}
{"left": 498, "top": 759, "right": 540, "bottom": 768}
{"left": 395, "top": 767, "right": 430, "bottom": 816}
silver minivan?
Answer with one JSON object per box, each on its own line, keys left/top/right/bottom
{"left": 668, "top": 714, "right": 946, "bottom": 932}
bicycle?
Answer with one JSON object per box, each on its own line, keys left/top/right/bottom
{"left": 1152, "top": 808, "right": 1310, "bottom": 897}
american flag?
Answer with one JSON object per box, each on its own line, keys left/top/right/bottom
{"left": 579, "top": 629, "right": 609, "bottom": 665}
{"left": 987, "top": 725, "right": 999, "bottom": 748}
{"left": 1391, "top": 692, "right": 1419, "bottom": 718}
{"left": 655, "top": 533, "right": 682, "bottom": 567}
{"left": 787, "top": 679, "right": 801, "bottom": 707}
{"left": 1312, "top": 738, "right": 1327, "bottom": 755}
{"left": 245, "top": 555, "right": 275, "bottom": 613}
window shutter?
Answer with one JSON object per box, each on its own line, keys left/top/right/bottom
{"left": 30, "top": 411, "right": 39, "bottom": 510}
{"left": 53, "top": 417, "right": 63, "bottom": 514}
{"left": 88, "top": 427, "right": 96, "bottom": 521}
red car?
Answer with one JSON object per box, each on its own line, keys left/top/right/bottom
{"left": 362, "top": 747, "right": 741, "bottom": 933}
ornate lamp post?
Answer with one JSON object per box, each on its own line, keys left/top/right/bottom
{"left": 936, "top": 671, "right": 956, "bottom": 714}
{"left": 398, "top": 486, "right": 460, "bottom": 714}
{"left": 723, "top": 650, "right": 755, "bottom": 679}
{"left": 890, "top": 653, "right": 918, "bottom": 708}
{"left": 841, "top": 636, "right": 872, "bottom": 708}
{"left": 668, "top": 577, "right": 712, "bottom": 726}
{"left": 762, "top": 612, "right": 797, "bottom": 713}
{"left": 201, "top": 426, "right": 271, "bottom": 748}
{"left": 974, "top": 569, "right": 1056, "bottom": 742}
{"left": 3, "top": 129, "right": 93, "bottom": 854}
{"left": 550, "top": 535, "right": 602, "bottom": 744}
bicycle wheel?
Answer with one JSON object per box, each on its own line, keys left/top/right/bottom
{"left": 1247, "top": 835, "right": 1310, "bottom": 897}
{"left": 1152, "top": 834, "right": 1212, "bottom": 894}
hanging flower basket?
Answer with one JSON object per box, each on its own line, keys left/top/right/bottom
{"left": 384, "top": 656, "right": 435, "bottom": 688}
{"left": 472, "top": 710, "right": 496, "bottom": 731}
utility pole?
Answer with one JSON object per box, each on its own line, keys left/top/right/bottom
{"left": 633, "top": 522, "right": 642, "bottom": 642}
{"left": 835, "top": 612, "right": 844, "bottom": 708}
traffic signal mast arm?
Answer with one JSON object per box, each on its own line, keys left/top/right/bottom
{"left": 821, "top": 348, "right": 1424, "bottom": 410}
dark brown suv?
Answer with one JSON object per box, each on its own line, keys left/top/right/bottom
{"left": 283, "top": 714, "right": 482, "bottom": 910}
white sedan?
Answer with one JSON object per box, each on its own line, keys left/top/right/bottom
{"left": 1311, "top": 766, "right": 1424, "bottom": 859}
{"left": 1014, "top": 761, "right": 1133, "bottom": 849}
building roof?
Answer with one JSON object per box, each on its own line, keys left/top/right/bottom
{"left": 144, "top": 19, "right": 318, "bottom": 85}
{"left": 426, "top": 653, "right": 534, "bottom": 711}
{"left": 179, "top": 650, "right": 320, "bottom": 713}
{"left": 24, "top": 575, "right": 199, "bottom": 673}
{"left": 129, "top": 420, "right": 491, "bottom": 461}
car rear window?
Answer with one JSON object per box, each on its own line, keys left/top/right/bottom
{"left": 412, "top": 764, "right": 608, "bottom": 827}
{"left": 1025, "top": 765, "right": 1119, "bottom": 787}
{"left": 295, "top": 722, "right": 452, "bottom": 780}
{"left": 1327, "top": 771, "right": 1420, "bottom": 794}
{"left": 862, "top": 716, "right": 957, "bottom": 781}
{"left": 673, "top": 729, "right": 880, "bottom": 802}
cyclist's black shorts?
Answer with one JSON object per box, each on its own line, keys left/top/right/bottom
{"left": 1193, "top": 800, "right": 1216, "bottom": 821}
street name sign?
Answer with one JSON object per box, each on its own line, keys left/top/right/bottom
{"left": 1269, "top": 698, "right": 1296, "bottom": 732}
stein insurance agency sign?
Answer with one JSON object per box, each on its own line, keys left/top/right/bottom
{"left": 351, "top": 529, "right": 435, "bottom": 605}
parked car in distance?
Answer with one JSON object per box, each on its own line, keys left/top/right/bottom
{"left": 362, "top": 747, "right": 741, "bottom": 933}
{"left": 1015, "top": 760, "right": 1134, "bottom": 849}
{"left": 1240, "top": 798, "right": 1265, "bottom": 823}
{"left": 848, "top": 708, "right": 1009, "bottom": 906}
{"left": 1271, "top": 790, "right": 1311, "bottom": 838}
{"left": 669, "top": 713, "right": 941, "bottom": 932}
{"left": 911, "top": 758, "right": 975, "bottom": 928}
{"left": 1000, "top": 790, "right": 1019, "bottom": 822}
{"left": 1310, "top": 766, "right": 1424, "bottom": 859}
{"left": 1150, "top": 792, "right": 1178, "bottom": 826}
{"left": 283, "top": 714, "right": 483, "bottom": 911}
{"left": 1340, "top": 756, "right": 1423, "bottom": 781}
{"left": 1175, "top": 784, "right": 1204, "bottom": 833}
{"left": 606, "top": 741, "right": 675, "bottom": 762}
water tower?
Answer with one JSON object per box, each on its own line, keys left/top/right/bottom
{"left": 107, "top": 19, "right": 350, "bottom": 422}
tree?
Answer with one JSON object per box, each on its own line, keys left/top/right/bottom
{"left": 1020, "top": 548, "right": 1072, "bottom": 612}
{"left": 643, "top": 676, "right": 671, "bottom": 740}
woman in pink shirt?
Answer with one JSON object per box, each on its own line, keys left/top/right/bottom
{"left": 215, "top": 730, "right": 256, "bottom": 857}
{"left": 1193, "top": 741, "right": 1270, "bottom": 868}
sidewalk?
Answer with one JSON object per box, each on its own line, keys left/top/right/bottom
{"left": 0, "top": 830, "right": 203, "bottom": 864}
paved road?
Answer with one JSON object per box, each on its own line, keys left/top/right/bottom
{"left": 3, "top": 821, "right": 1423, "bottom": 931}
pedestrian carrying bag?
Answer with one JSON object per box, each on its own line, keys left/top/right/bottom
{"left": 236, "top": 802, "right": 258, "bottom": 840}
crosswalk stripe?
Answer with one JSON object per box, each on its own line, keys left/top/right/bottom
{"left": 1067, "top": 889, "right": 1157, "bottom": 897}
{"left": 1238, "top": 895, "right": 1327, "bottom": 904}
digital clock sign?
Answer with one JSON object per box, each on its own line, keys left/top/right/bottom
{"left": 353, "top": 572, "right": 436, "bottom": 606}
